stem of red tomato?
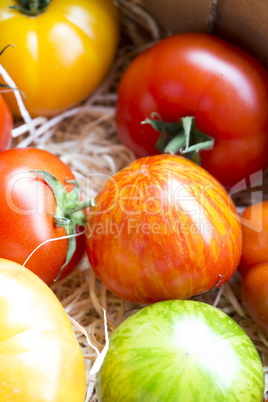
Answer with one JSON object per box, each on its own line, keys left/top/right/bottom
{"left": 30, "top": 170, "right": 95, "bottom": 281}
{"left": 141, "top": 114, "right": 214, "bottom": 165}
{"left": 10, "top": 0, "right": 51, "bottom": 16}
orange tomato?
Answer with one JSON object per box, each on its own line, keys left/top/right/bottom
{"left": 239, "top": 201, "right": 268, "bottom": 334}
{"left": 0, "top": 258, "right": 86, "bottom": 401}
{"left": 239, "top": 200, "right": 268, "bottom": 275}
{"left": 0, "top": 94, "right": 13, "bottom": 150}
{"left": 86, "top": 154, "right": 242, "bottom": 304}
{"left": 241, "top": 262, "right": 268, "bottom": 335}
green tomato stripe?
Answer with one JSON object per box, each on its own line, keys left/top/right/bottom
{"left": 97, "top": 300, "right": 264, "bottom": 401}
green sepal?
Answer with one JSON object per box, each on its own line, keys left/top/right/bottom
{"left": 31, "top": 169, "right": 95, "bottom": 281}
{"left": 141, "top": 112, "right": 182, "bottom": 136}
{"left": 10, "top": 0, "right": 51, "bottom": 16}
{"left": 142, "top": 114, "right": 214, "bottom": 165}
{"left": 141, "top": 112, "right": 181, "bottom": 152}
{"left": 57, "top": 224, "right": 76, "bottom": 282}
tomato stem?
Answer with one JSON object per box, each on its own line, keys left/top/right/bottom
{"left": 31, "top": 170, "right": 95, "bottom": 281}
{"left": 10, "top": 0, "right": 51, "bottom": 16}
{"left": 142, "top": 114, "right": 214, "bottom": 165}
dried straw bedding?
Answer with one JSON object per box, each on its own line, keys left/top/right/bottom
{"left": 6, "top": 0, "right": 268, "bottom": 400}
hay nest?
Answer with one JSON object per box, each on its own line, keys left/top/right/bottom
{"left": 8, "top": 0, "right": 268, "bottom": 400}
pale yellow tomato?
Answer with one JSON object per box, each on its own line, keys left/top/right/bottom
{"left": 0, "top": 258, "right": 86, "bottom": 402}
{"left": 0, "top": 0, "right": 120, "bottom": 117}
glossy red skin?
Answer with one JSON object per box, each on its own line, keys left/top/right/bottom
{"left": 0, "top": 94, "right": 13, "bottom": 151}
{"left": 116, "top": 33, "right": 268, "bottom": 188}
{"left": 241, "top": 262, "right": 268, "bottom": 335}
{"left": 86, "top": 154, "right": 242, "bottom": 304}
{"left": 0, "top": 148, "right": 85, "bottom": 285}
{"left": 239, "top": 201, "right": 268, "bottom": 276}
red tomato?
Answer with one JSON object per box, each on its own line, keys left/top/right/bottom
{"left": 116, "top": 33, "right": 268, "bottom": 188}
{"left": 0, "top": 258, "right": 86, "bottom": 401}
{"left": 239, "top": 201, "right": 268, "bottom": 275}
{"left": 0, "top": 93, "right": 13, "bottom": 150}
{"left": 241, "top": 262, "right": 268, "bottom": 335}
{"left": 0, "top": 147, "right": 88, "bottom": 285}
{"left": 86, "top": 154, "right": 242, "bottom": 304}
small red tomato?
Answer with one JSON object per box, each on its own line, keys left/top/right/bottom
{"left": 116, "top": 33, "right": 268, "bottom": 188}
{"left": 239, "top": 201, "right": 268, "bottom": 276}
{"left": 0, "top": 147, "right": 92, "bottom": 285}
{"left": 0, "top": 93, "right": 13, "bottom": 150}
{"left": 241, "top": 262, "right": 268, "bottom": 334}
{"left": 86, "top": 154, "right": 242, "bottom": 304}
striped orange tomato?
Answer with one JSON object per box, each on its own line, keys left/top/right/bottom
{"left": 86, "top": 155, "right": 242, "bottom": 304}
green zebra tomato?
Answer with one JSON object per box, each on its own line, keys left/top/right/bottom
{"left": 97, "top": 300, "right": 264, "bottom": 402}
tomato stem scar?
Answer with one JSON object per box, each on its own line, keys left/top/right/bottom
{"left": 9, "top": 0, "right": 51, "bottom": 16}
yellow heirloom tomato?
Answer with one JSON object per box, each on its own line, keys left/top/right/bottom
{"left": 0, "top": 0, "right": 120, "bottom": 117}
{"left": 0, "top": 258, "right": 86, "bottom": 402}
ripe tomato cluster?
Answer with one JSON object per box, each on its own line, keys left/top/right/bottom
{"left": 0, "top": 147, "right": 94, "bottom": 401}
{"left": 0, "top": 1, "right": 120, "bottom": 401}
{"left": 112, "top": 31, "right": 268, "bottom": 339}
{"left": 84, "top": 30, "right": 268, "bottom": 402}
{"left": 1, "top": 2, "right": 268, "bottom": 400}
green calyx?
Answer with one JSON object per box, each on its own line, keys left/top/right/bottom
{"left": 31, "top": 170, "right": 95, "bottom": 281}
{"left": 10, "top": 0, "right": 51, "bottom": 16}
{"left": 142, "top": 114, "right": 214, "bottom": 165}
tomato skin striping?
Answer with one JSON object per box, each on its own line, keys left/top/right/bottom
{"left": 96, "top": 300, "right": 264, "bottom": 402}
{"left": 86, "top": 154, "right": 242, "bottom": 304}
